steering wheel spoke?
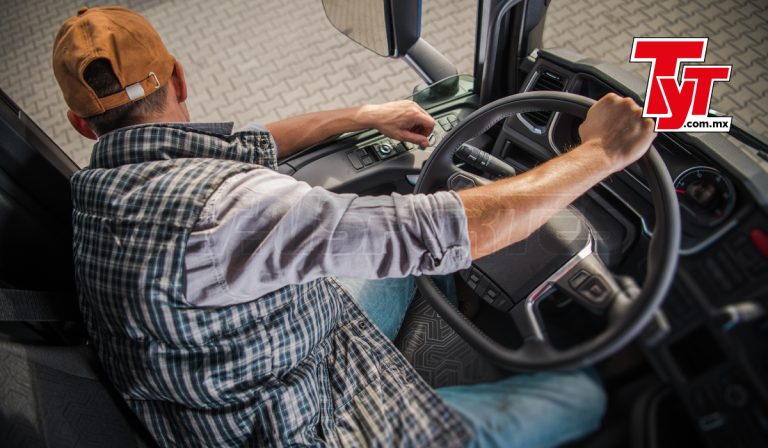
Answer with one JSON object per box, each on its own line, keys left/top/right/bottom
{"left": 607, "top": 276, "right": 640, "bottom": 323}
{"left": 510, "top": 299, "right": 549, "bottom": 344}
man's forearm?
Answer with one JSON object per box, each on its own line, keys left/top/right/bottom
{"left": 457, "top": 143, "right": 617, "bottom": 260}
{"left": 456, "top": 94, "right": 655, "bottom": 260}
{"left": 265, "top": 100, "right": 436, "bottom": 158}
{"left": 266, "top": 107, "right": 371, "bottom": 158}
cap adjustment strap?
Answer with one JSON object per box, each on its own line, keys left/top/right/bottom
{"left": 97, "top": 72, "right": 162, "bottom": 113}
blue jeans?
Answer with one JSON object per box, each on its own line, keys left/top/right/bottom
{"left": 338, "top": 276, "right": 606, "bottom": 448}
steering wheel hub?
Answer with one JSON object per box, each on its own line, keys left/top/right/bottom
{"left": 467, "top": 207, "right": 591, "bottom": 306}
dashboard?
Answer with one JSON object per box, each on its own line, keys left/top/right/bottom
{"left": 280, "top": 50, "right": 768, "bottom": 447}
{"left": 501, "top": 50, "right": 768, "bottom": 447}
{"left": 508, "top": 62, "right": 751, "bottom": 255}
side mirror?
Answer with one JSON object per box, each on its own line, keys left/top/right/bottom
{"left": 321, "top": 0, "right": 419, "bottom": 57}
{"left": 322, "top": 0, "right": 457, "bottom": 84}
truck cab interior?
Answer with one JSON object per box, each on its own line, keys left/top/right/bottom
{"left": 1, "top": 0, "right": 766, "bottom": 446}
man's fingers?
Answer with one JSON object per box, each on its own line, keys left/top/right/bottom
{"left": 373, "top": 100, "right": 435, "bottom": 147}
{"left": 406, "top": 103, "right": 435, "bottom": 133}
{"left": 410, "top": 124, "right": 432, "bottom": 137}
{"left": 399, "top": 130, "right": 430, "bottom": 148}
{"left": 642, "top": 117, "right": 656, "bottom": 131}
{"left": 411, "top": 114, "right": 435, "bottom": 135}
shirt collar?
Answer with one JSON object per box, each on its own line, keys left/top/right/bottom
{"left": 100, "top": 122, "right": 235, "bottom": 138}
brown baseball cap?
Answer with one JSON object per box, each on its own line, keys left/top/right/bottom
{"left": 52, "top": 6, "right": 176, "bottom": 118}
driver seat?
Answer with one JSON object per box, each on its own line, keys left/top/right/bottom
{"left": 0, "top": 89, "right": 157, "bottom": 447}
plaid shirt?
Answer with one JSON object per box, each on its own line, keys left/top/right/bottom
{"left": 71, "top": 123, "right": 472, "bottom": 447}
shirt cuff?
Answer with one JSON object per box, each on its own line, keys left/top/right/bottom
{"left": 409, "top": 190, "right": 472, "bottom": 275}
{"left": 240, "top": 122, "right": 279, "bottom": 168}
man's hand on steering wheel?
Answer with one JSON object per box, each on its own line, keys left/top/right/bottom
{"left": 457, "top": 93, "right": 656, "bottom": 260}
{"left": 578, "top": 93, "right": 656, "bottom": 173}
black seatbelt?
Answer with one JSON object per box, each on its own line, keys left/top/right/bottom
{"left": 0, "top": 288, "right": 79, "bottom": 322}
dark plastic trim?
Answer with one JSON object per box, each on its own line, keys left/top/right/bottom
{"left": 404, "top": 39, "right": 458, "bottom": 85}
{"left": 389, "top": 0, "right": 421, "bottom": 57}
{"left": 478, "top": 0, "right": 524, "bottom": 104}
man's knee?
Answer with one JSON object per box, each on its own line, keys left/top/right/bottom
{"left": 558, "top": 369, "right": 607, "bottom": 431}
{"left": 437, "top": 368, "right": 607, "bottom": 447}
{"left": 508, "top": 369, "right": 607, "bottom": 446}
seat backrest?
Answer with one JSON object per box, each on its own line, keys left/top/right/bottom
{"left": 0, "top": 341, "right": 154, "bottom": 447}
{"left": 0, "top": 89, "right": 77, "bottom": 294}
{"left": 0, "top": 89, "right": 157, "bottom": 447}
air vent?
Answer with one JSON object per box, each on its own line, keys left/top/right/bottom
{"left": 522, "top": 70, "right": 565, "bottom": 128}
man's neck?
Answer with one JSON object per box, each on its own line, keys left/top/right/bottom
{"left": 95, "top": 112, "right": 191, "bottom": 138}
{"left": 144, "top": 105, "right": 191, "bottom": 126}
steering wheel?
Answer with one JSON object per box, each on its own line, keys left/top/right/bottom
{"left": 415, "top": 91, "right": 680, "bottom": 371}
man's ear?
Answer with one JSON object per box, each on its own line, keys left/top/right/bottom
{"left": 171, "top": 60, "right": 187, "bottom": 103}
{"left": 67, "top": 110, "right": 98, "bottom": 140}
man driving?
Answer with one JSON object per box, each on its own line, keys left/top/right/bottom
{"left": 54, "top": 7, "right": 655, "bottom": 447}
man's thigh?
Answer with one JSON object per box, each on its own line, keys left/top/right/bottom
{"left": 337, "top": 275, "right": 457, "bottom": 341}
{"left": 336, "top": 277, "right": 417, "bottom": 341}
{"left": 340, "top": 276, "right": 606, "bottom": 446}
{"left": 436, "top": 369, "right": 607, "bottom": 448}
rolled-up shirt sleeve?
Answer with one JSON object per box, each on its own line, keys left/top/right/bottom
{"left": 185, "top": 169, "right": 471, "bottom": 307}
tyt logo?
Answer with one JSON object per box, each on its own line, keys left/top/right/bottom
{"left": 630, "top": 38, "right": 732, "bottom": 132}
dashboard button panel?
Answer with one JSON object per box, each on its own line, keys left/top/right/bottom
{"left": 459, "top": 266, "right": 517, "bottom": 312}
{"left": 345, "top": 114, "right": 459, "bottom": 170}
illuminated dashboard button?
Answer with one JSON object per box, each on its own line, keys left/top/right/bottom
{"left": 749, "top": 229, "right": 768, "bottom": 258}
